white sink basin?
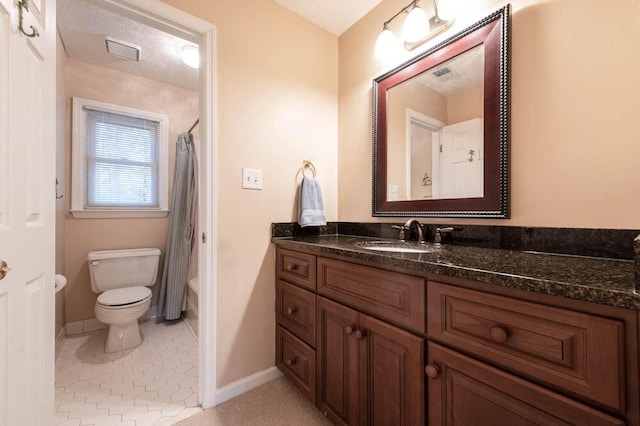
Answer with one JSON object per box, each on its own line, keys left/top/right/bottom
{"left": 358, "top": 242, "right": 436, "bottom": 254}
{"left": 362, "top": 246, "right": 435, "bottom": 253}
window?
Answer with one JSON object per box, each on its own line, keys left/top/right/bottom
{"left": 71, "top": 97, "right": 169, "bottom": 218}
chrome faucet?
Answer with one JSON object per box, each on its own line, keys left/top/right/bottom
{"left": 434, "top": 227, "right": 454, "bottom": 244}
{"left": 402, "top": 219, "right": 425, "bottom": 243}
{"left": 391, "top": 224, "right": 408, "bottom": 241}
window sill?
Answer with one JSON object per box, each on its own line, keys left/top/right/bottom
{"left": 70, "top": 209, "right": 170, "bottom": 219}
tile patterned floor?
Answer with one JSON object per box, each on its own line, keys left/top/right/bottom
{"left": 55, "top": 319, "right": 201, "bottom": 426}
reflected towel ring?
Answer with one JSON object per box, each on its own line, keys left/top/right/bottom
{"left": 302, "top": 160, "right": 316, "bottom": 178}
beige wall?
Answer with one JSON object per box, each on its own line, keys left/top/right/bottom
{"left": 160, "top": 0, "right": 339, "bottom": 387}
{"left": 55, "top": 34, "right": 67, "bottom": 339}
{"left": 339, "top": 0, "right": 640, "bottom": 228}
{"left": 387, "top": 82, "right": 446, "bottom": 199}
{"left": 447, "top": 86, "right": 483, "bottom": 124}
{"left": 64, "top": 59, "right": 199, "bottom": 323}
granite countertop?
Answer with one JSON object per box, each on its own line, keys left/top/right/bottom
{"left": 273, "top": 235, "right": 640, "bottom": 310}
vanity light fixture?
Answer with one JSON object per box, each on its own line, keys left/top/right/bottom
{"left": 180, "top": 44, "right": 199, "bottom": 69}
{"left": 374, "top": 0, "right": 455, "bottom": 61}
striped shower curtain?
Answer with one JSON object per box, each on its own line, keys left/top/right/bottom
{"left": 158, "top": 132, "right": 198, "bottom": 320}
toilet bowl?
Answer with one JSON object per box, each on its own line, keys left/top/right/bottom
{"left": 95, "top": 286, "right": 153, "bottom": 353}
{"left": 88, "top": 248, "right": 161, "bottom": 353}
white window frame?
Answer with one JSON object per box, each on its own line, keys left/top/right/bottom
{"left": 71, "top": 97, "right": 169, "bottom": 218}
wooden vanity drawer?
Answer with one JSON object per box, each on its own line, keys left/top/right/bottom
{"left": 276, "top": 325, "right": 316, "bottom": 404}
{"left": 317, "top": 257, "right": 425, "bottom": 334}
{"left": 427, "top": 342, "right": 624, "bottom": 426}
{"left": 428, "top": 282, "right": 626, "bottom": 412}
{"left": 277, "top": 248, "right": 316, "bottom": 290}
{"left": 276, "top": 280, "right": 316, "bottom": 347}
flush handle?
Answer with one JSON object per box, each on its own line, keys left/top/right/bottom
{"left": 0, "top": 260, "right": 10, "bottom": 280}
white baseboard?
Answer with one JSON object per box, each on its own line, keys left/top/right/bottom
{"left": 65, "top": 318, "right": 107, "bottom": 335}
{"left": 55, "top": 327, "right": 66, "bottom": 359}
{"left": 215, "top": 366, "right": 283, "bottom": 405}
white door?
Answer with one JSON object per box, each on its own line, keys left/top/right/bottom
{"left": 0, "top": 0, "right": 55, "bottom": 424}
{"left": 439, "top": 118, "right": 484, "bottom": 199}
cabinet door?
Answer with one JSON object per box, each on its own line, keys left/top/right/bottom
{"left": 360, "top": 314, "right": 425, "bottom": 426}
{"left": 317, "top": 297, "right": 359, "bottom": 425}
{"left": 427, "top": 342, "right": 625, "bottom": 426}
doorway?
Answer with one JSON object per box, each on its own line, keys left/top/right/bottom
{"left": 57, "top": 0, "right": 217, "bottom": 413}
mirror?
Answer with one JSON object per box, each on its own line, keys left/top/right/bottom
{"left": 373, "top": 5, "right": 509, "bottom": 218}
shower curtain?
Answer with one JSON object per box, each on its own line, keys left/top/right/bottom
{"left": 158, "top": 132, "right": 198, "bottom": 321}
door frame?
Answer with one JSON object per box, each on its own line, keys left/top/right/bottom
{"left": 86, "top": 0, "right": 218, "bottom": 408}
{"left": 405, "top": 109, "right": 444, "bottom": 199}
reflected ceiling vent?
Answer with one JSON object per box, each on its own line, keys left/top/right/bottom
{"left": 433, "top": 67, "right": 451, "bottom": 77}
{"left": 104, "top": 36, "right": 141, "bottom": 61}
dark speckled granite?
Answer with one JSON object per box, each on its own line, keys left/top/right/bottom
{"left": 272, "top": 222, "right": 639, "bottom": 260}
{"left": 272, "top": 235, "right": 640, "bottom": 310}
{"left": 271, "top": 222, "right": 337, "bottom": 238}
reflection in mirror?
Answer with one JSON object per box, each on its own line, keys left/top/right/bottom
{"left": 386, "top": 45, "right": 484, "bottom": 201}
{"left": 373, "top": 5, "right": 509, "bottom": 218}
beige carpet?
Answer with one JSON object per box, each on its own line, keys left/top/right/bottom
{"left": 175, "top": 377, "right": 331, "bottom": 425}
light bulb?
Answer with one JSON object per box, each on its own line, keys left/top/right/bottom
{"left": 403, "top": 6, "right": 430, "bottom": 44}
{"left": 436, "top": 0, "right": 457, "bottom": 21}
{"left": 181, "top": 45, "right": 199, "bottom": 69}
{"left": 374, "top": 28, "right": 398, "bottom": 61}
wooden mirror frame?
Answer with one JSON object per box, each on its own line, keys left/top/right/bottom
{"left": 373, "top": 5, "right": 510, "bottom": 218}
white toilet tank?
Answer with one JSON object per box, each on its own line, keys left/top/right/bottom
{"left": 87, "top": 248, "right": 161, "bottom": 293}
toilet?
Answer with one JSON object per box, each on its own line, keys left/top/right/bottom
{"left": 87, "top": 248, "right": 161, "bottom": 353}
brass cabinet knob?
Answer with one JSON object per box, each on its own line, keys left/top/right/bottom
{"left": 0, "top": 260, "right": 9, "bottom": 281}
{"left": 355, "top": 330, "right": 365, "bottom": 341}
{"left": 286, "top": 306, "right": 297, "bottom": 315}
{"left": 425, "top": 364, "right": 440, "bottom": 379}
{"left": 489, "top": 326, "right": 509, "bottom": 343}
{"left": 344, "top": 325, "right": 354, "bottom": 335}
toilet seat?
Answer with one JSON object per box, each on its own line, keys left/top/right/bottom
{"left": 97, "top": 286, "right": 152, "bottom": 308}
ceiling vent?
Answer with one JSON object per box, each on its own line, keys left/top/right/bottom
{"left": 104, "top": 36, "right": 141, "bottom": 61}
{"left": 433, "top": 67, "right": 452, "bottom": 77}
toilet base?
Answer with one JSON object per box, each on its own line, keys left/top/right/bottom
{"left": 105, "top": 320, "right": 142, "bottom": 353}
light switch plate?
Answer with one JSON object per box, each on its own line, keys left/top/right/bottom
{"left": 242, "top": 168, "right": 263, "bottom": 190}
{"left": 388, "top": 184, "right": 398, "bottom": 201}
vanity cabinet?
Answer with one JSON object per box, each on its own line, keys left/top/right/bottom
{"left": 426, "top": 342, "right": 624, "bottom": 426}
{"left": 316, "top": 296, "right": 424, "bottom": 425}
{"left": 274, "top": 245, "right": 640, "bottom": 426}
{"left": 276, "top": 248, "right": 425, "bottom": 425}
{"left": 427, "top": 282, "right": 626, "bottom": 413}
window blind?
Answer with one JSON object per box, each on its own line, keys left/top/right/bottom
{"left": 81, "top": 107, "right": 160, "bottom": 208}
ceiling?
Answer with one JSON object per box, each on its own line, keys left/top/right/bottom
{"left": 273, "top": 0, "right": 384, "bottom": 35}
{"left": 57, "top": 0, "right": 382, "bottom": 90}
{"left": 57, "top": 0, "right": 199, "bottom": 91}
{"left": 413, "top": 44, "right": 484, "bottom": 97}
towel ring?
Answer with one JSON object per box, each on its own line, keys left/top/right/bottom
{"left": 302, "top": 160, "right": 316, "bottom": 178}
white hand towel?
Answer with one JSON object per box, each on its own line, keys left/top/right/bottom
{"left": 298, "top": 177, "right": 327, "bottom": 227}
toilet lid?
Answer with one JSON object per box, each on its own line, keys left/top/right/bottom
{"left": 97, "top": 286, "right": 152, "bottom": 306}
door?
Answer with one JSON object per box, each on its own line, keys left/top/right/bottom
{"left": 427, "top": 342, "right": 624, "bottom": 426}
{"left": 439, "top": 118, "right": 484, "bottom": 199}
{"left": 360, "top": 314, "right": 424, "bottom": 426}
{"left": 0, "top": 0, "right": 56, "bottom": 425}
{"left": 317, "top": 296, "right": 359, "bottom": 426}
{"left": 317, "top": 296, "right": 425, "bottom": 426}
